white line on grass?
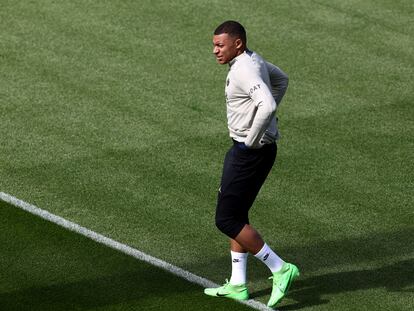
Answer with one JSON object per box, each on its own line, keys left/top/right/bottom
{"left": 0, "top": 192, "right": 274, "bottom": 311}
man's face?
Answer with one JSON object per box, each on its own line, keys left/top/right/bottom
{"left": 213, "top": 33, "right": 242, "bottom": 65}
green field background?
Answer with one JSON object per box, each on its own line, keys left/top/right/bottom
{"left": 1, "top": 0, "right": 413, "bottom": 310}
{"left": 0, "top": 200, "right": 254, "bottom": 310}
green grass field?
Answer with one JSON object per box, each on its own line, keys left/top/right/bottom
{"left": 1, "top": 0, "right": 413, "bottom": 310}
{"left": 0, "top": 200, "right": 254, "bottom": 311}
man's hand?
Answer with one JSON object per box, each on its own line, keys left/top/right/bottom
{"left": 260, "top": 131, "right": 277, "bottom": 145}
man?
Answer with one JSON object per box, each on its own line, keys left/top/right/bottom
{"left": 204, "top": 21, "right": 299, "bottom": 308}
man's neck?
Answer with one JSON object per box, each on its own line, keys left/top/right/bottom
{"left": 229, "top": 48, "right": 247, "bottom": 67}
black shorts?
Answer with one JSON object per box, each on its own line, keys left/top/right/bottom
{"left": 215, "top": 140, "right": 277, "bottom": 238}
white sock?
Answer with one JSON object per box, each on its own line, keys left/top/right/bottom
{"left": 254, "top": 243, "right": 285, "bottom": 273}
{"left": 229, "top": 251, "right": 248, "bottom": 285}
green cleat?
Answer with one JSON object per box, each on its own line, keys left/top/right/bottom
{"left": 204, "top": 279, "right": 249, "bottom": 301}
{"left": 267, "top": 263, "right": 300, "bottom": 308}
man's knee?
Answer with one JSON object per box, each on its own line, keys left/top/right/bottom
{"left": 215, "top": 215, "right": 245, "bottom": 239}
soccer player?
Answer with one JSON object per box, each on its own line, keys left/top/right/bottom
{"left": 204, "top": 21, "right": 299, "bottom": 308}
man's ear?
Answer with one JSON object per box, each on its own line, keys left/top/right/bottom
{"left": 235, "top": 38, "right": 243, "bottom": 50}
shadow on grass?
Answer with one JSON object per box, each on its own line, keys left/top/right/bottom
{"left": 0, "top": 201, "right": 251, "bottom": 311}
{"left": 0, "top": 266, "right": 252, "bottom": 311}
{"left": 249, "top": 258, "right": 414, "bottom": 309}
{"left": 0, "top": 270, "right": 185, "bottom": 310}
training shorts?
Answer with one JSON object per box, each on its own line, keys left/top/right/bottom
{"left": 215, "top": 140, "right": 277, "bottom": 238}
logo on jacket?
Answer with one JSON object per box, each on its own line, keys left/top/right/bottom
{"left": 249, "top": 84, "right": 261, "bottom": 96}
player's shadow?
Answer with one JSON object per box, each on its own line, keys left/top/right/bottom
{"left": 249, "top": 258, "right": 414, "bottom": 309}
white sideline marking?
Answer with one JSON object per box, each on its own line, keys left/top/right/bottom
{"left": 0, "top": 192, "right": 274, "bottom": 311}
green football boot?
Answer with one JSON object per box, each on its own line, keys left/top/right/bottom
{"left": 267, "top": 263, "right": 300, "bottom": 308}
{"left": 204, "top": 279, "right": 249, "bottom": 300}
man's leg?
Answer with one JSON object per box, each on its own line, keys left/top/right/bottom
{"left": 231, "top": 224, "right": 262, "bottom": 254}
{"left": 232, "top": 224, "right": 299, "bottom": 308}
{"left": 229, "top": 239, "right": 248, "bottom": 285}
{"left": 227, "top": 224, "right": 285, "bottom": 289}
{"left": 205, "top": 143, "right": 299, "bottom": 305}
{"left": 233, "top": 224, "right": 284, "bottom": 273}
{"left": 204, "top": 235, "right": 250, "bottom": 300}
{"left": 204, "top": 146, "right": 252, "bottom": 300}
{"left": 228, "top": 226, "right": 263, "bottom": 287}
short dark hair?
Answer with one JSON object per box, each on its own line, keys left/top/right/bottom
{"left": 214, "top": 20, "right": 246, "bottom": 44}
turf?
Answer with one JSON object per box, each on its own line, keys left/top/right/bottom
{"left": 0, "top": 0, "right": 413, "bottom": 310}
{"left": 0, "top": 200, "right": 254, "bottom": 311}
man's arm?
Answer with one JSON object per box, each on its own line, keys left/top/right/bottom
{"left": 266, "top": 62, "right": 289, "bottom": 106}
{"left": 238, "top": 72, "right": 276, "bottom": 148}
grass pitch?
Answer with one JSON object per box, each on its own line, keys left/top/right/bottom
{"left": 1, "top": 0, "right": 413, "bottom": 310}
{"left": 0, "top": 200, "right": 253, "bottom": 311}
